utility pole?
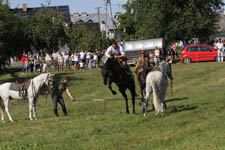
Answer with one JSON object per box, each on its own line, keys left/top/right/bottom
{"left": 96, "top": 7, "right": 102, "bottom": 49}
{"left": 105, "top": 1, "right": 108, "bottom": 37}
{"left": 96, "top": 7, "right": 102, "bottom": 32}
{"left": 105, "top": 0, "right": 117, "bottom": 39}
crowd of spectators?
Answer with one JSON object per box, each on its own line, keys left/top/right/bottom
{"left": 21, "top": 48, "right": 105, "bottom": 74}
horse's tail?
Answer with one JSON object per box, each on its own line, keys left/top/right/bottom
{"left": 0, "top": 86, "right": 3, "bottom": 112}
{"left": 151, "top": 80, "right": 162, "bottom": 114}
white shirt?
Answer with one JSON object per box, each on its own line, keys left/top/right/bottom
{"left": 80, "top": 52, "right": 85, "bottom": 59}
{"left": 52, "top": 53, "right": 58, "bottom": 59}
{"left": 86, "top": 52, "right": 91, "bottom": 59}
{"left": 58, "top": 56, "right": 63, "bottom": 63}
{"left": 64, "top": 55, "right": 69, "bottom": 61}
{"left": 216, "top": 42, "right": 223, "bottom": 50}
{"left": 93, "top": 55, "right": 98, "bottom": 60}
{"left": 155, "top": 49, "right": 160, "bottom": 57}
{"left": 79, "top": 62, "right": 84, "bottom": 67}
{"left": 105, "top": 45, "right": 125, "bottom": 58}
{"left": 45, "top": 54, "right": 51, "bottom": 61}
{"left": 73, "top": 55, "right": 79, "bottom": 62}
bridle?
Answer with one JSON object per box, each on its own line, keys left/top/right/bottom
{"left": 44, "top": 74, "right": 53, "bottom": 91}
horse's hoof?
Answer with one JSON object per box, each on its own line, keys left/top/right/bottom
{"left": 144, "top": 113, "right": 146, "bottom": 117}
{"left": 126, "top": 111, "right": 130, "bottom": 114}
{"left": 2, "top": 120, "right": 5, "bottom": 123}
{"left": 29, "top": 118, "right": 33, "bottom": 121}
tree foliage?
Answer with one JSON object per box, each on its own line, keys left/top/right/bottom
{"left": 0, "top": 2, "right": 24, "bottom": 64}
{"left": 66, "top": 24, "right": 110, "bottom": 52}
{"left": 24, "top": 8, "right": 66, "bottom": 52}
{"left": 120, "top": 0, "right": 224, "bottom": 44}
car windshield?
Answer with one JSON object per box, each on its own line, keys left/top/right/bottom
{"left": 208, "top": 45, "right": 216, "bottom": 50}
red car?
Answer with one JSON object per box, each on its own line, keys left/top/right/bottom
{"left": 180, "top": 44, "right": 218, "bottom": 63}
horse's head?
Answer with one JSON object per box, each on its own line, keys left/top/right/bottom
{"left": 159, "top": 61, "right": 173, "bottom": 80}
{"left": 143, "top": 57, "right": 150, "bottom": 72}
{"left": 100, "top": 64, "right": 110, "bottom": 85}
{"left": 44, "top": 73, "right": 55, "bottom": 90}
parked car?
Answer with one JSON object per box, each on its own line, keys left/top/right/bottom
{"left": 180, "top": 44, "right": 218, "bottom": 63}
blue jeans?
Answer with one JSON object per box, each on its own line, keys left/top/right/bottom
{"left": 22, "top": 63, "right": 25, "bottom": 73}
{"left": 33, "top": 65, "right": 36, "bottom": 72}
{"left": 86, "top": 58, "right": 90, "bottom": 68}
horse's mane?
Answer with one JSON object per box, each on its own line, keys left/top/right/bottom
{"left": 105, "top": 58, "right": 126, "bottom": 84}
{"left": 33, "top": 73, "right": 50, "bottom": 81}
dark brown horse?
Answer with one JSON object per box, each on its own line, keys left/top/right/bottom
{"left": 136, "top": 57, "right": 152, "bottom": 102}
{"left": 100, "top": 58, "right": 136, "bottom": 114}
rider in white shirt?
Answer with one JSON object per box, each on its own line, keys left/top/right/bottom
{"left": 105, "top": 41, "right": 132, "bottom": 75}
{"left": 105, "top": 41, "right": 125, "bottom": 59}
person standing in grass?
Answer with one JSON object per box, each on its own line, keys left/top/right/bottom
{"left": 154, "top": 47, "right": 160, "bottom": 66}
{"left": 64, "top": 52, "right": 70, "bottom": 70}
{"left": 86, "top": 50, "right": 91, "bottom": 69}
{"left": 58, "top": 53, "right": 64, "bottom": 71}
{"left": 33, "top": 56, "right": 37, "bottom": 72}
{"left": 72, "top": 52, "right": 79, "bottom": 71}
{"left": 217, "top": 39, "right": 224, "bottom": 62}
{"left": 21, "top": 53, "right": 26, "bottom": 74}
{"left": 92, "top": 52, "right": 98, "bottom": 69}
{"left": 51, "top": 76, "right": 75, "bottom": 117}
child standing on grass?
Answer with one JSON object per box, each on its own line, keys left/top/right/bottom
{"left": 50, "top": 57, "right": 55, "bottom": 72}
{"left": 79, "top": 59, "right": 84, "bottom": 69}
{"left": 51, "top": 76, "right": 76, "bottom": 117}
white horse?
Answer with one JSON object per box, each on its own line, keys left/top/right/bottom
{"left": 0, "top": 73, "right": 54, "bottom": 122}
{"left": 144, "top": 61, "right": 173, "bottom": 117}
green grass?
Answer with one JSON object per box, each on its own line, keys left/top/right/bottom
{"left": 1, "top": 62, "right": 225, "bottom": 150}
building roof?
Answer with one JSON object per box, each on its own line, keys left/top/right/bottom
{"left": 71, "top": 13, "right": 116, "bottom": 30}
{"left": 10, "top": 5, "right": 71, "bottom": 22}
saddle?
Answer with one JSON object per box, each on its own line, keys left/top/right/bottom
{"left": 10, "top": 79, "right": 31, "bottom": 97}
{"left": 151, "top": 66, "right": 161, "bottom": 71}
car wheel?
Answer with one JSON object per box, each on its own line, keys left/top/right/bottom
{"left": 183, "top": 57, "right": 191, "bottom": 64}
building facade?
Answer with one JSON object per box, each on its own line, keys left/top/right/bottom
{"left": 71, "top": 12, "right": 119, "bottom": 39}
{"left": 10, "top": 4, "right": 71, "bottom": 22}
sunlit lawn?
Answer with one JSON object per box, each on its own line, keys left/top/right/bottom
{"left": 1, "top": 62, "right": 225, "bottom": 150}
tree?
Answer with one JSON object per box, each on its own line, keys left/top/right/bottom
{"left": 65, "top": 24, "right": 110, "bottom": 52}
{"left": 120, "top": 0, "right": 224, "bottom": 44}
{"left": 25, "top": 8, "right": 66, "bottom": 52}
{"left": 0, "top": 1, "right": 25, "bottom": 69}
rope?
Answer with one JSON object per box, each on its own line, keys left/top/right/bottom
{"left": 73, "top": 97, "right": 141, "bottom": 102}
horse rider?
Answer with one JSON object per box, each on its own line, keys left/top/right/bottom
{"left": 133, "top": 50, "right": 153, "bottom": 74}
{"left": 51, "top": 76, "right": 75, "bottom": 117}
{"left": 105, "top": 41, "right": 132, "bottom": 75}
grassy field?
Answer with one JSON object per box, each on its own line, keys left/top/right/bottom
{"left": 1, "top": 62, "right": 225, "bottom": 150}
